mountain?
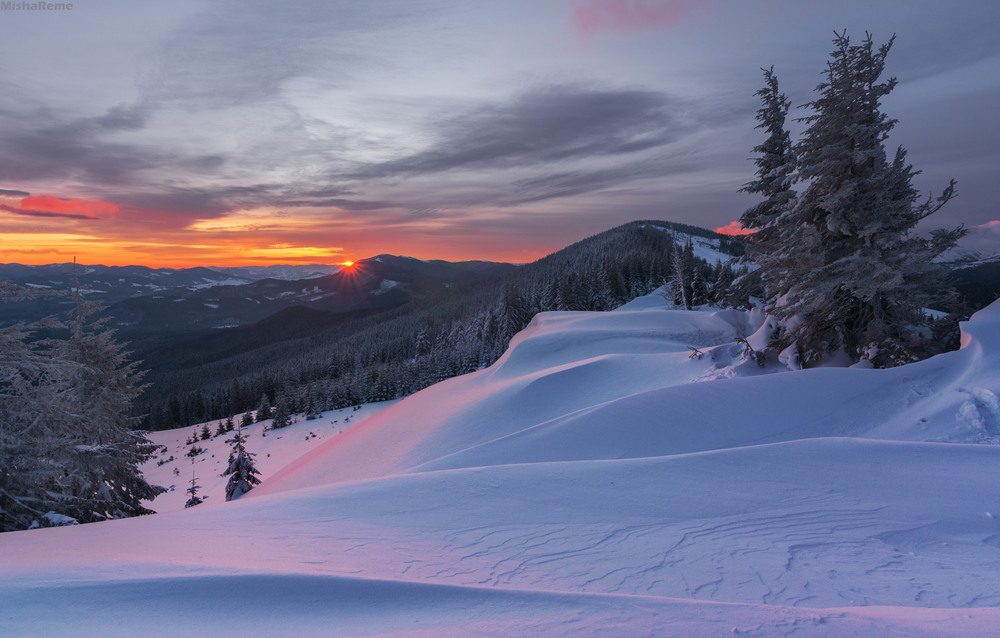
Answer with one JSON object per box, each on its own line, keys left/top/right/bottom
{"left": 209, "top": 264, "right": 342, "bottom": 281}
{"left": 3, "top": 290, "right": 999, "bottom": 636}
{"left": 0, "top": 262, "right": 332, "bottom": 328}
{"left": 133, "top": 221, "right": 737, "bottom": 429}
{"left": 0, "top": 256, "right": 516, "bottom": 339}
{"left": 102, "top": 255, "right": 515, "bottom": 334}
{"left": 951, "top": 258, "right": 1000, "bottom": 311}
{"left": 0, "top": 263, "right": 249, "bottom": 327}
{"left": 0, "top": 262, "right": 255, "bottom": 301}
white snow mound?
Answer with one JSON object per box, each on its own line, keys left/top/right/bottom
{"left": 2, "top": 293, "right": 1000, "bottom": 637}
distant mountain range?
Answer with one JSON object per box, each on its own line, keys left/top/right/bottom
{"left": 0, "top": 262, "right": 341, "bottom": 301}
{"left": 0, "top": 256, "right": 517, "bottom": 339}
{"left": 4, "top": 221, "right": 999, "bottom": 434}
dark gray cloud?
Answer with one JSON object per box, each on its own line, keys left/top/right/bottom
{"left": 0, "top": 102, "right": 233, "bottom": 195}
{"left": 107, "top": 182, "right": 391, "bottom": 221}
{"left": 0, "top": 104, "right": 161, "bottom": 186}
{"left": 296, "top": 186, "right": 357, "bottom": 199}
{"left": 0, "top": 204, "right": 96, "bottom": 220}
{"left": 274, "top": 185, "right": 396, "bottom": 210}
{"left": 507, "top": 159, "right": 682, "bottom": 206}
{"left": 279, "top": 197, "right": 397, "bottom": 211}
{"left": 354, "top": 86, "right": 690, "bottom": 179}
{"left": 0, "top": 188, "right": 30, "bottom": 197}
{"left": 113, "top": 184, "right": 284, "bottom": 217}
{"left": 89, "top": 104, "right": 149, "bottom": 132}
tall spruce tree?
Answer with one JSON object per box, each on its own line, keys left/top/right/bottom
{"left": 728, "top": 66, "right": 797, "bottom": 308}
{"left": 270, "top": 394, "right": 291, "bottom": 429}
{"left": 748, "top": 31, "right": 963, "bottom": 368}
{"left": 256, "top": 394, "right": 272, "bottom": 423}
{"left": 53, "top": 292, "right": 166, "bottom": 524}
{"left": 740, "top": 66, "right": 797, "bottom": 238}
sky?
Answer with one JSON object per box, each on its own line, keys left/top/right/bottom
{"left": 0, "top": 0, "right": 997, "bottom": 267}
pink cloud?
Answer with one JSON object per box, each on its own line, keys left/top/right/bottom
{"left": 573, "top": 0, "right": 695, "bottom": 34}
{"left": 16, "top": 194, "right": 119, "bottom": 219}
{"left": 714, "top": 220, "right": 755, "bottom": 236}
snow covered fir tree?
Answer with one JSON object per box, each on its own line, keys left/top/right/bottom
{"left": 0, "top": 283, "right": 165, "bottom": 531}
{"left": 221, "top": 424, "right": 261, "bottom": 501}
{"left": 734, "top": 31, "right": 965, "bottom": 368}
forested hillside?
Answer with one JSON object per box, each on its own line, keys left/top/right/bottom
{"left": 138, "top": 221, "right": 743, "bottom": 429}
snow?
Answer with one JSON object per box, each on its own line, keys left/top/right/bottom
{"left": 372, "top": 278, "right": 401, "bottom": 294}
{"left": 142, "top": 402, "right": 397, "bottom": 513}
{"left": 207, "top": 264, "right": 341, "bottom": 282}
{"left": 641, "top": 223, "right": 735, "bottom": 263}
{"left": 187, "top": 277, "right": 252, "bottom": 289}
{"left": 2, "top": 292, "right": 1000, "bottom": 636}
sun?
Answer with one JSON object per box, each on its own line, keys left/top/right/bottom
{"left": 340, "top": 261, "right": 354, "bottom": 267}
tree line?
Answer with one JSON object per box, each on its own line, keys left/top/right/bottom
{"left": 138, "top": 222, "right": 741, "bottom": 430}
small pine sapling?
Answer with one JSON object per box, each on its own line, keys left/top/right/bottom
{"left": 221, "top": 424, "right": 261, "bottom": 501}
{"left": 185, "top": 461, "right": 203, "bottom": 508}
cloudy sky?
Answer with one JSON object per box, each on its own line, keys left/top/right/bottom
{"left": 1, "top": 0, "right": 997, "bottom": 266}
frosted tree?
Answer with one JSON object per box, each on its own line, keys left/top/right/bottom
{"left": 739, "top": 66, "right": 797, "bottom": 240}
{"left": 256, "top": 394, "right": 272, "bottom": 423}
{"left": 1, "top": 284, "right": 164, "bottom": 530}
{"left": 221, "top": 424, "right": 260, "bottom": 501}
{"left": 270, "top": 394, "right": 291, "bottom": 429}
{"left": 670, "top": 239, "right": 707, "bottom": 309}
{"left": 0, "top": 320, "right": 75, "bottom": 530}
{"left": 498, "top": 283, "right": 533, "bottom": 344}
{"left": 51, "top": 293, "right": 166, "bottom": 524}
{"left": 303, "top": 384, "right": 320, "bottom": 421}
{"left": 723, "top": 66, "right": 797, "bottom": 308}
{"left": 749, "top": 31, "right": 963, "bottom": 367}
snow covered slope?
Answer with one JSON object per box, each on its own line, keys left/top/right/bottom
{"left": 2, "top": 293, "right": 999, "bottom": 637}
{"left": 140, "top": 401, "right": 397, "bottom": 513}
{"left": 259, "top": 293, "right": 1000, "bottom": 491}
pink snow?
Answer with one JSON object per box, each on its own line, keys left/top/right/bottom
{"left": 2, "top": 293, "right": 999, "bottom": 636}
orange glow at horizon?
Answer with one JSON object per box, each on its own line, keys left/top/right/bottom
{"left": 2, "top": 201, "right": 557, "bottom": 268}
{"left": 1, "top": 229, "right": 552, "bottom": 268}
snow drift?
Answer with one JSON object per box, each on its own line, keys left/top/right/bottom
{"left": 2, "top": 293, "right": 999, "bottom": 637}
{"left": 259, "top": 293, "right": 1000, "bottom": 491}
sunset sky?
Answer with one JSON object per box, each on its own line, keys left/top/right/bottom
{"left": 1, "top": 0, "right": 998, "bottom": 267}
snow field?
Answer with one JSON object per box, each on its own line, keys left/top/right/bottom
{"left": 141, "top": 401, "right": 398, "bottom": 513}
{"left": 2, "top": 291, "right": 1000, "bottom": 636}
